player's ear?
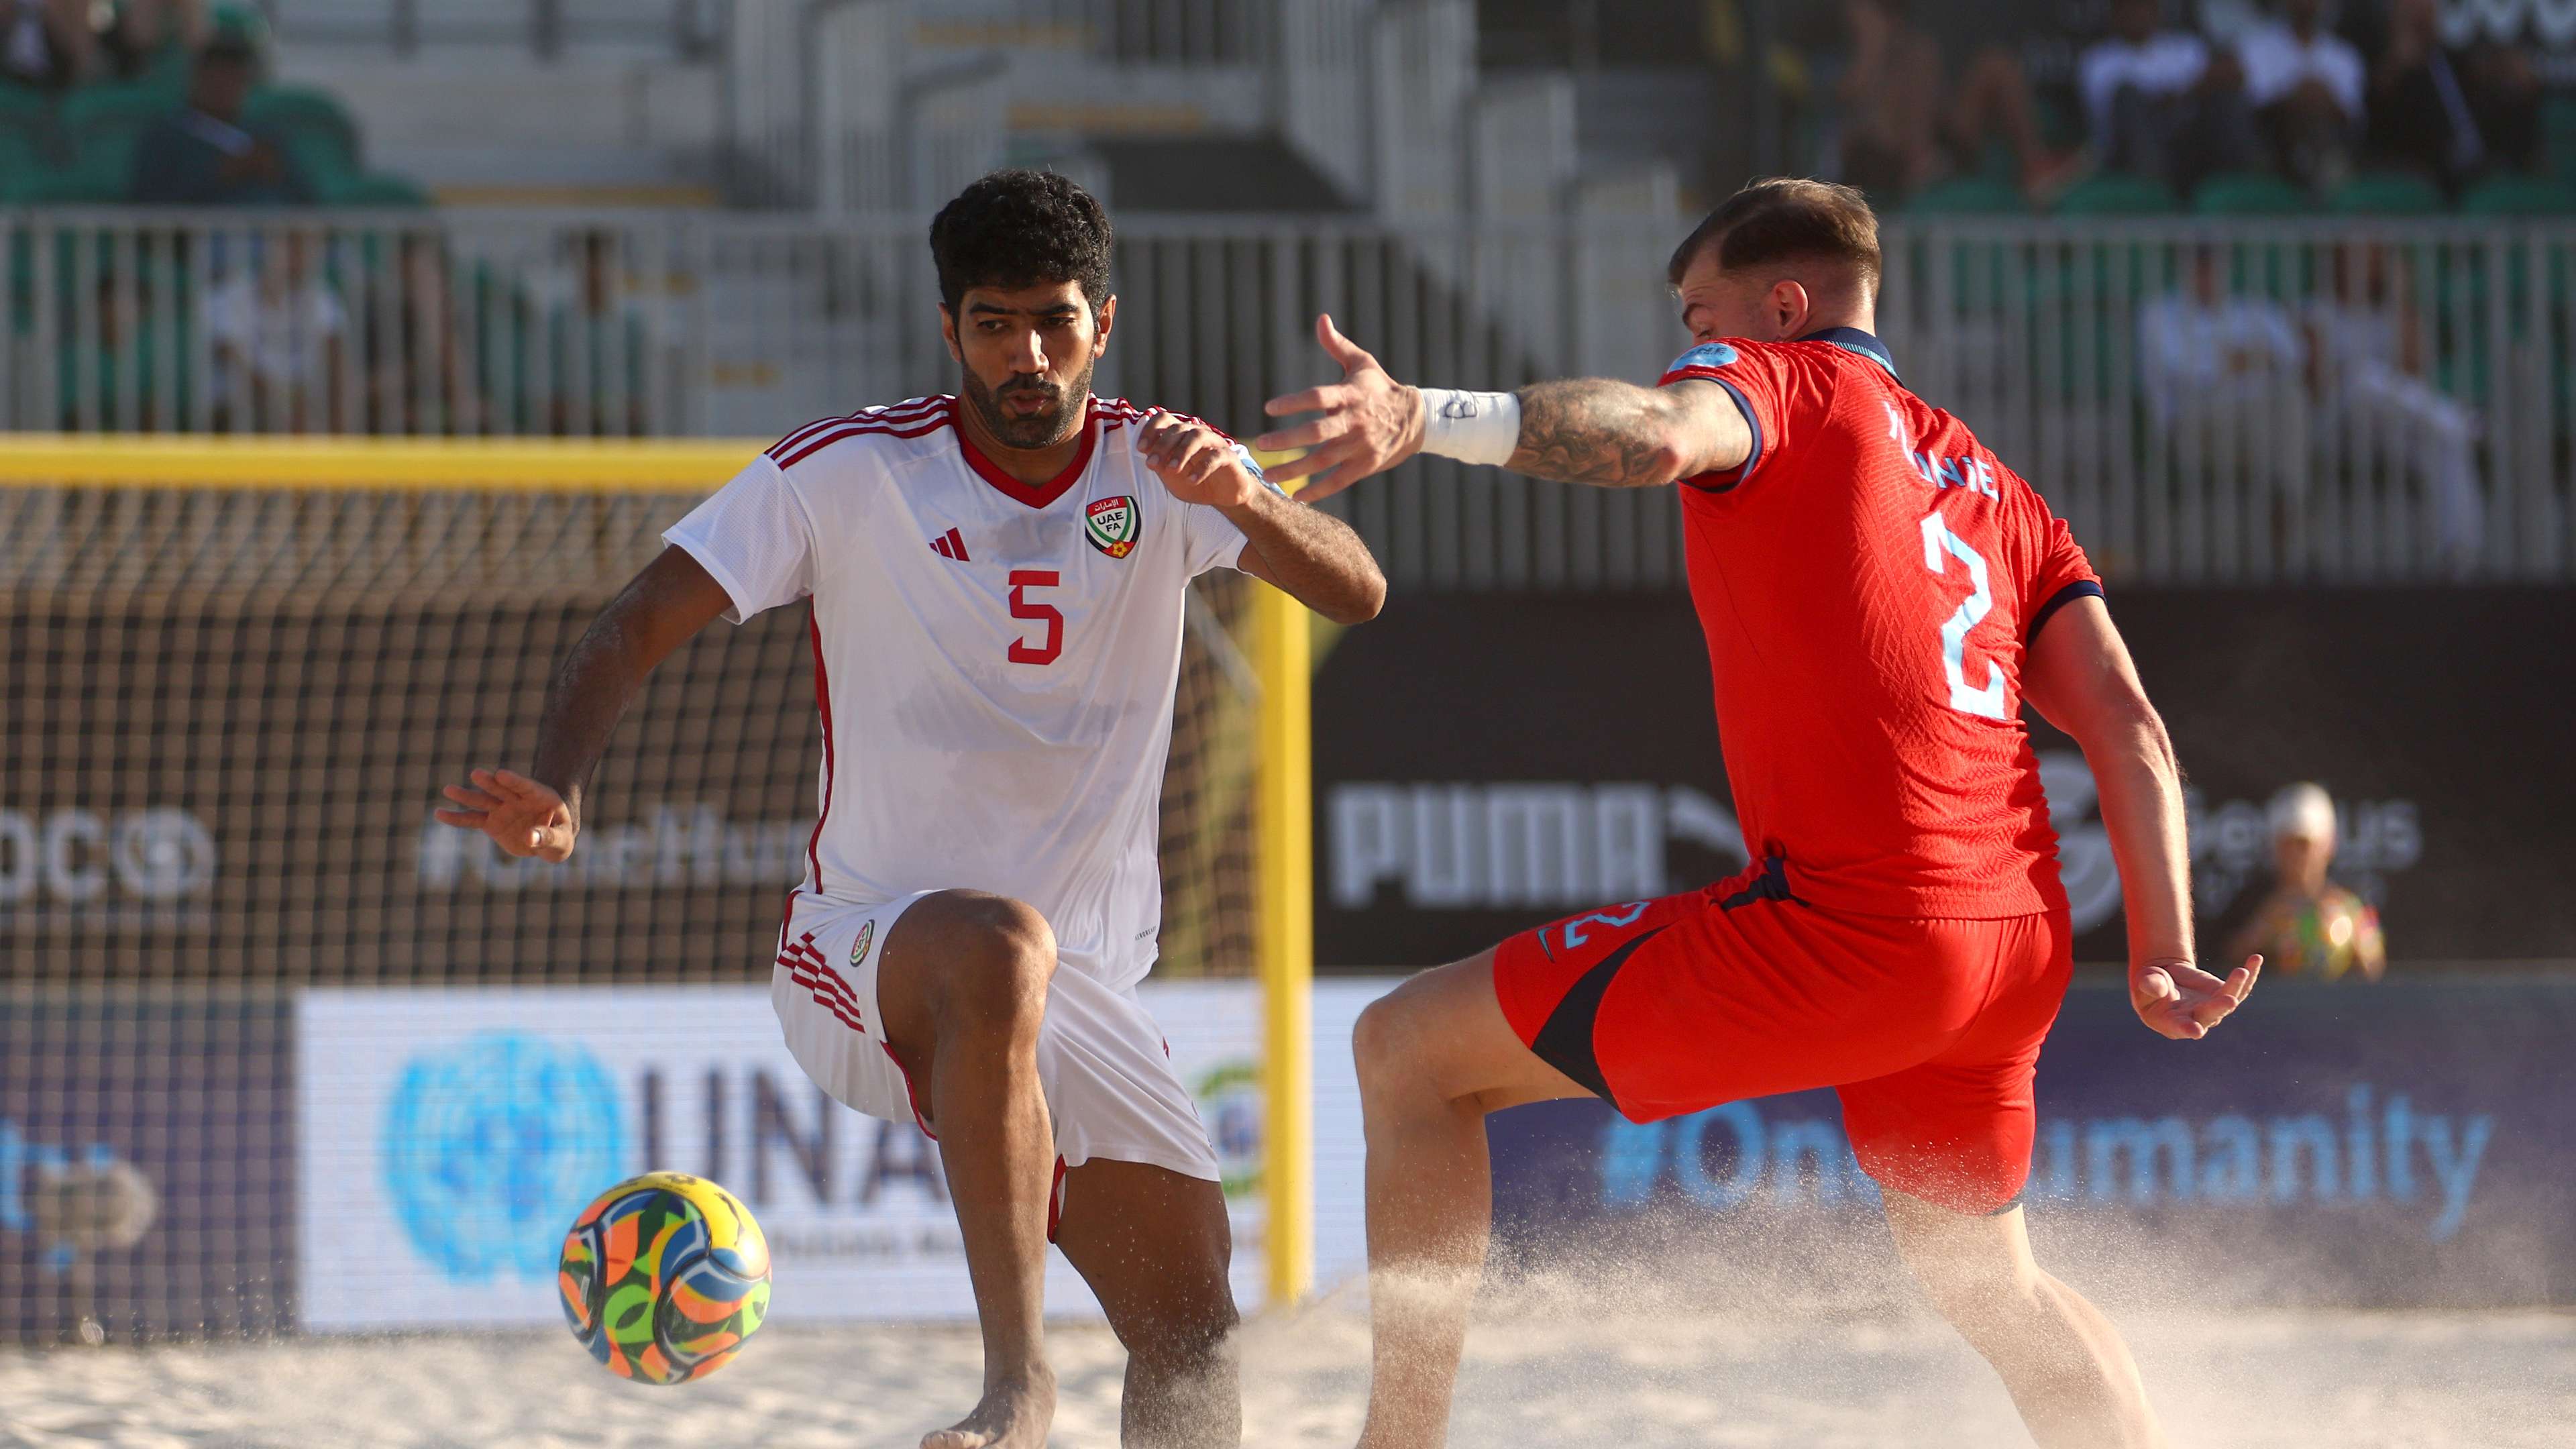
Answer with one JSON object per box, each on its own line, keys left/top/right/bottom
{"left": 937, "top": 304, "right": 963, "bottom": 364}
{"left": 1768, "top": 279, "right": 1810, "bottom": 341}
{"left": 1091, "top": 293, "right": 1117, "bottom": 356}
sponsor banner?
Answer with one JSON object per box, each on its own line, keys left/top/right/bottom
{"left": 1315, "top": 590, "right": 2575, "bottom": 965}
{"left": 4, "top": 596, "right": 820, "bottom": 979}
{"left": 0, "top": 991, "right": 294, "bottom": 1341}
{"left": 1488, "top": 981, "right": 2576, "bottom": 1307}
{"left": 296, "top": 982, "right": 1387, "bottom": 1330}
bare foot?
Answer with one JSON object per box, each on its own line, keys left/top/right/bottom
{"left": 920, "top": 1369, "right": 1057, "bottom": 1449}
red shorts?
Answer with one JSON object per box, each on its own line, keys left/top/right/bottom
{"left": 1492, "top": 857, "right": 2074, "bottom": 1214}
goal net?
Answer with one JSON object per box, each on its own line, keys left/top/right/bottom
{"left": 0, "top": 441, "right": 1289, "bottom": 1343}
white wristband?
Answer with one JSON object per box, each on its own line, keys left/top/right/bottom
{"left": 1416, "top": 388, "right": 1521, "bottom": 468}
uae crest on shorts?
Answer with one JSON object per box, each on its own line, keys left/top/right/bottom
{"left": 849, "top": 920, "right": 874, "bottom": 967}
{"left": 1085, "top": 495, "right": 1140, "bottom": 558}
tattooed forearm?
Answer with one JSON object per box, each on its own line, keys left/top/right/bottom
{"left": 1503, "top": 378, "right": 1687, "bottom": 488}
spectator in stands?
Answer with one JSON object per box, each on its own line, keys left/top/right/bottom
{"left": 61, "top": 268, "right": 187, "bottom": 431}
{"left": 2303, "top": 243, "right": 2485, "bottom": 570}
{"left": 2237, "top": 0, "right": 2365, "bottom": 191}
{"left": 2080, "top": 0, "right": 2259, "bottom": 197}
{"left": 129, "top": 30, "right": 313, "bottom": 207}
{"left": 2223, "top": 783, "right": 2387, "bottom": 981}
{"left": 1833, "top": 0, "right": 2078, "bottom": 204}
{"left": 204, "top": 231, "right": 347, "bottom": 433}
{"left": 2137, "top": 246, "right": 2310, "bottom": 551}
{"left": 547, "top": 229, "right": 650, "bottom": 437}
{"left": 370, "top": 232, "right": 484, "bottom": 436}
{"left": 2363, "top": 0, "right": 2541, "bottom": 193}
{"left": 0, "top": 0, "right": 88, "bottom": 89}
{"left": 2138, "top": 244, "right": 2305, "bottom": 425}
{"left": 98, "top": 0, "right": 211, "bottom": 82}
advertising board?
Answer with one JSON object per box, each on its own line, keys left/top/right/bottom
{"left": 296, "top": 981, "right": 1386, "bottom": 1330}
{"left": 0, "top": 991, "right": 294, "bottom": 1340}
{"left": 1489, "top": 982, "right": 2576, "bottom": 1307}
{"left": 1316, "top": 590, "right": 2576, "bottom": 966}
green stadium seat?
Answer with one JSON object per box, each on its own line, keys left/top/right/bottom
{"left": 0, "top": 121, "right": 44, "bottom": 197}
{"left": 2047, "top": 172, "right": 2178, "bottom": 215}
{"left": 59, "top": 79, "right": 181, "bottom": 133}
{"left": 0, "top": 78, "right": 52, "bottom": 131}
{"left": 1903, "top": 175, "right": 2026, "bottom": 216}
{"left": 2329, "top": 171, "right": 2445, "bottom": 216}
{"left": 319, "top": 171, "right": 433, "bottom": 208}
{"left": 244, "top": 87, "right": 362, "bottom": 177}
{"left": 2458, "top": 172, "right": 2576, "bottom": 217}
{"left": 2192, "top": 170, "right": 2307, "bottom": 216}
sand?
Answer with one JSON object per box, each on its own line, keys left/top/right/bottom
{"left": 2, "top": 1300, "right": 2571, "bottom": 1448}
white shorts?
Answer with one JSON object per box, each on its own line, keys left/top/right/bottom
{"left": 771, "top": 888, "right": 1222, "bottom": 1189}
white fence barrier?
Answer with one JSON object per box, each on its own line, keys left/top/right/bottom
{"left": 13, "top": 209, "right": 2569, "bottom": 586}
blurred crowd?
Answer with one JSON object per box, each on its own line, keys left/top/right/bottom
{"left": 1, "top": 0, "right": 207, "bottom": 91}
{"left": 71, "top": 224, "right": 660, "bottom": 437}
{"left": 1827, "top": 0, "right": 2547, "bottom": 211}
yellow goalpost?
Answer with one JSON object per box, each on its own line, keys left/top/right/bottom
{"left": 0, "top": 431, "right": 1320, "bottom": 1309}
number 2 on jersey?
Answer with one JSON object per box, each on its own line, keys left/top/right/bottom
{"left": 1918, "top": 512, "right": 2008, "bottom": 720}
{"left": 1007, "top": 570, "right": 1063, "bottom": 665}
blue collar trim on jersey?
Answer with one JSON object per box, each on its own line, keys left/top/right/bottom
{"left": 1797, "top": 326, "right": 1898, "bottom": 380}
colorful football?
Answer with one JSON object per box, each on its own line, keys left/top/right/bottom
{"left": 557, "top": 1172, "right": 772, "bottom": 1385}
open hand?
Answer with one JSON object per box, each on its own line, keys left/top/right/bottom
{"left": 433, "top": 767, "right": 577, "bottom": 862}
{"left": 1254, "top": 313, "right": 1425, "bottom": 500}
{"left": 2131, "top": 955, "right": 2261, "bottom": 1040}
{"left": 1136, "top": 410, "right": 1262, "bottom": 508}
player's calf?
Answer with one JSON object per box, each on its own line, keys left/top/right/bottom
{"left": 1880, "top": 1189, "right": 2167, "bottom": 1449}
{"left": 1058, "top": 1158, "right": 1241, "bottom": 1449}
{"left": 1350, "top": 957, "right": 1593, "bottom": 1449}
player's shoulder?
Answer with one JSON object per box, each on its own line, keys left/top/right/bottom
{"left": 1090, "top": 396, "right": 1243, "bottom": 447}
{"left": 763, "top": 396, "right": 959, "bottom": 475}
{"left": 1662, "top": 335, "right": 1886, "bottom": 393}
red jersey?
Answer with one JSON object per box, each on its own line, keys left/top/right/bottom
{"left": 1660, "top": 329, "right": 2102, "bottom": 919}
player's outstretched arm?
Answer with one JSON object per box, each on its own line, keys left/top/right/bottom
{"left": 2023, "top": 594, "right": 2261, "bottom": 1040}
{"left": 1253, "top": 313, "right": 1751, "bottom": 498}
{"left": 1136, "top": 409, "right": 1387, "bottom": 624}
{"left": 432, "top": 546, "right": 735, "bottom": 861}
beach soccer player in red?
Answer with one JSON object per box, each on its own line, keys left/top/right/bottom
{"left": 1258, "top": 178, "right": 2260, "bottom": 1449}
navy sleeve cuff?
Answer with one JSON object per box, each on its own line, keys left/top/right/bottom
{"left": 2027, "top": 580, "right": 2106, "bottom": 645}
{"left": 1662, "top": 374, "right": 1763, "bottom": 492}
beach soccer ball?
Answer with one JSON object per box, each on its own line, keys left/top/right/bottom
{"left": 558, "top": 1172, "right": 772, "bottom": 1384}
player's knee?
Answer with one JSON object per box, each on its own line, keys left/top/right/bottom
{"left": 1351, "top": 990, "right": 1436, "bottom": 1095}
{"left": 1350, "top": 994, "right": 1406, "bottom": 1085}
{"left": 937, "top": 894, "right": 1056, "bottom": 1033}
{"left": 1122, "top": 1287, "right": 1240, "bottom": 1371}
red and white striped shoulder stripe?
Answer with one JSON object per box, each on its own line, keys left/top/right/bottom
{"left": 767, "top": 396, "right": 955, "bottom": 469}
{"left": 1093, "top": 397, "right": 1237, "bottom": 441}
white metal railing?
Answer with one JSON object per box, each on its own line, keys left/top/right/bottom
{"left": 15, "top": 209, "right": 2570, "bottom": 586}
{"left": 1878, "top": 219, "right": 2575, "bottom": 584}
{"left": 264, "top": 1, "right": 722, "bottom": 58}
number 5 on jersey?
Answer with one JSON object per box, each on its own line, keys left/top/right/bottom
{"left": 1008, "top": 569, "right": 1063, "bottom": 665}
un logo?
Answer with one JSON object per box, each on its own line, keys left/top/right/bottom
{"left": 382, "top": 1031, "right": 624, "bottom": 1283}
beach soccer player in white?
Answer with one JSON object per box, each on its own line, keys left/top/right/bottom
{"left": 435, "top": 170, "right": 1385, "bottom": 1449}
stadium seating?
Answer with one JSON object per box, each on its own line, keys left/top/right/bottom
{"left": 2329, "top": 171, "right": 2447, "bottom": 217}
{"left": 2457, "top": 173, "right": 2576, "bottom": 217}
{"left": 2192, "top": 171, "right": 2308, "bottom": 217}
{"left": 1902, "top": 176, "right": 2026, "bottom": 217}
{"left": 242, "top": 85, "right": 428, "bottom": 207}
{"left": 2049, "top": 173, "right": 2180, "bottom": 217}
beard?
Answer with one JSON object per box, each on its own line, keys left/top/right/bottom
{"left": 961, "top": 356, "right": 1095, "bottom": 451}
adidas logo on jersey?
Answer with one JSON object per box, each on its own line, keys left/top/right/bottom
{"left": 928, "top": 527, "right": 971, "bottom": 561}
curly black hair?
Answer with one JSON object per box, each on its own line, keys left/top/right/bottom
{"left": 928, "top": 169, "right": 1114, "bottom": 315}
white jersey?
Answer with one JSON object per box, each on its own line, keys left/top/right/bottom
{"left": 665, "top": 394, "right": 1258, "bottom": 992}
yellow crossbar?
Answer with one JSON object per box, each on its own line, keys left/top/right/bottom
{"left": 0, "top": 435, "right": 772, "bottom": 491}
